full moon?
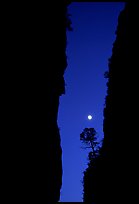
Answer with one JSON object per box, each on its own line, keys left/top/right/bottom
{"left": 88, "top": 115, "right": 92, "bottom": 120}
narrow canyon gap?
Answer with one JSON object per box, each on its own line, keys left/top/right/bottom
{"left": 58, "top": 2, "right": 125, "bottom": 202}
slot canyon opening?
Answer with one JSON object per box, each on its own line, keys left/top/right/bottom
{"left": 58, "top": 2, "right": 125, "bottom": 202}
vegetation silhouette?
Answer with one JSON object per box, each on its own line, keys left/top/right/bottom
{"left": 80, "top": 127, "right": 101, "bottom": 202}
{"left": 80, "top": 128, "right": 100, "bottom": 156}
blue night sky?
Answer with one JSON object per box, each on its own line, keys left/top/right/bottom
{"left": 58, "top": 2, "right": 125, "bottom": 202}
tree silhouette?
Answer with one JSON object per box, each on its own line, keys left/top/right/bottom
{"left": 80, "top": 128, "right": 100, "bottom": 158}
{"left": 80, "top": 127, "right": 101, "bottom": 202}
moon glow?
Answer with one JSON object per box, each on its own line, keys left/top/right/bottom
{"left": 88, "top": 115, "right": 92, "bottom": 120}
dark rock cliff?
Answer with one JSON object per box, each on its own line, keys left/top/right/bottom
{"left": 82, "top": 2, "right": 131, "bottom": 203}
{"left": 2, "top": 1, "right": 71, "bottom": 202}
{"left": 101, "top": 3, "right": 130, "bottom": 203}
{"left": 48, "top": 2, "right": 71, "bottom": 202}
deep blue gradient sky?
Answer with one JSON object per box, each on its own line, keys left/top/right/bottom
{"left": 58, "top": 2, "right": 125, "bottom": 202}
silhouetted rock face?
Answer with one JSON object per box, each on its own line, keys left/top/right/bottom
{"left": 47, "top": 2, "right": 71, "bottom": 201}
{"left": 2, "top": 1, "right": 70, "bottom": 202}
{"left": 83, "top": 3, "right": 130, "bottom": 203}
{"left": 98, "top": 3, "right": 130, "bottom": 203}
